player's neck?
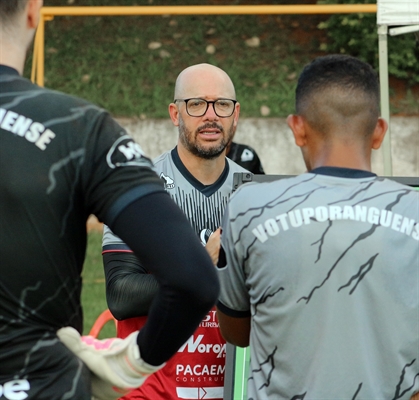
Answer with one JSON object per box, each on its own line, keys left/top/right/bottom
{"left": 177, "top": 147, "right": 227, "bottom": 185}
{"left": 0, "top": 41, "right": 26, "bottom": 75}
{"left": 311, "top": 150, "right": 372, "bottom": 172}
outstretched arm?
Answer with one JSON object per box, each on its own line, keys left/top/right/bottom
{"left": 59, "top": 191, "right": 218, "bottom": 399}
{"left": 110, "top": 191, "right": 219, "bottom": 366}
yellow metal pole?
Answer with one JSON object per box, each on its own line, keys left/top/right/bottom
{"left": 41, "top": 4, "right": 377, "bottom": 17}
{"left": 32, "top": 15, "right": 53, "bottom": 86}
{"left": 35, "top": 15, "right": 45, "bottom": 87}
{"left": 30, "top": 23, "right": 40, "bottom": 83}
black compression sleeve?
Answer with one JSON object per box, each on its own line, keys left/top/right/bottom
{"left": 109, "top": 191, "right": 219, "bottom": 366}
{"left": 103, "top": 252, "right": 159, "bottom": 320}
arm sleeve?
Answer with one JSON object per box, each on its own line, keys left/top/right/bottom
{"left": 216, "top": 200, "right": 251, "bottom": 315}
{"left": 103, "top": 252, "right": 159, "bottom": 320}
{"left": 107, "top": 191, "right": 219, "bottom": 366}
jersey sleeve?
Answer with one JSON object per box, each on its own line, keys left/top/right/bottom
{"left": 216, "top": 194, "right": 251, "bottom": 317}
{"left": 102, "top": 224, "right": 159, "bottom": 319}
{"left": 80, "top": 111, "right": 165, "bottom": 226}
{"left": 102, "top": 224, "right": 132, "bottom": 253}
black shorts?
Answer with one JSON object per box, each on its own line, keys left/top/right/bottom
{"left": 0, "top": 334, "right": 91, "bottom": 400}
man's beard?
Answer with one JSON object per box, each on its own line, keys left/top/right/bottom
{"left": 178, "top": 118, "right": 235, "bottom": 160}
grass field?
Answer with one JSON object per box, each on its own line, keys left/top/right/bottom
{"left": 82, "top": 229, "right": 116, "bottom": 338}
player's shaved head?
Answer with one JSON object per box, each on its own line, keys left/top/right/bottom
{"left": 174, "top": 63, "right": 236, "bottom": 100}
{"left": 295, "top": 55, "right": 380, "bottom": 140}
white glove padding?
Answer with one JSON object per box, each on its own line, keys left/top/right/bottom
{"left": 57, "top": 327, "right": 164, "bottom": 400}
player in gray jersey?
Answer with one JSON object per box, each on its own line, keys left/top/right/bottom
{"left": 103, "top": 146, "right": 247, "bottom": 259}
{"left": 216, "top": 54, "right": 419, "bottom": 399}
{"left": 154, "top": 147, "right": 247, "bottom": 239}
{"left": 102, "top": 63, "right": 248, "bottom": 400}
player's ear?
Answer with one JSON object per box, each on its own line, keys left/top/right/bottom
{"left": 27, "top": 0, "right": 43, "bottom": 30}
{"left": 168, "top": 103, "right": 180, "bottom": 127}
{"left": 287, "top": 114, "right": 307, "bottom": 148}
{"left": 232, "top": 101, "right": 240, "bottom": 129}
{"left": 371, "top": 117, "right": 388, "bottom": 150}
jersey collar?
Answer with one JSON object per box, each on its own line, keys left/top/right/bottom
{"left": 171, "top": 147, "right": 230, "bottom": 197}
{"left": 311, "top": 166, "right": 377, "bottom": 179}
{"left": 0, "top": 65, "right": 20, "bottom": 76}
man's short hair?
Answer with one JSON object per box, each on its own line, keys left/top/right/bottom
{"left": 0, "top": 0, "right": 28, "bottom": 24}
{"left": 295, "top": 54, "right": 381, "bottom": 137}
{"left": 296, "top": 54, "right": 380, "bottom": 115}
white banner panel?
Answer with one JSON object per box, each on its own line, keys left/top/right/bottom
{"left": 377, "top": 0, "right": 419, "bottom": 25}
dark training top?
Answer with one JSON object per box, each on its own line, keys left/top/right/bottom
{"left": 0, "top": 65, "right": 161, "bottom": 336}
{"left": 227, "top": 141, "right": 265, "bottom": 174}
{"left": 0, "top": 65, "right": 217, "bottom": 398}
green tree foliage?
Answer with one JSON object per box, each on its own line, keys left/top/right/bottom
{"left": 317, "top": 0, "right": 419, "bottom": 84}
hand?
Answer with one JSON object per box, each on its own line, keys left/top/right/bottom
{"left": 205, "top": 228, "right": 221, "bottom": 265}
{"left": 57, "top": 327, "right": 164, "bottom": 400}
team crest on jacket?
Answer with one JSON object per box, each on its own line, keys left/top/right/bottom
{"left": 106, "top": 135, "right": 148, "bottom": 168}
{"left": 160, "top": 172, "right": 175, "bottom": 189}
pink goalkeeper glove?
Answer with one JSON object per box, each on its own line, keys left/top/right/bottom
{"left": 57, "top": 327, "right": 164, "bottom": 400}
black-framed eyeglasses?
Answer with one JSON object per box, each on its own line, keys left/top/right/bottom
{"left": 174, "top": 98, "right": 237, "bottom": 118}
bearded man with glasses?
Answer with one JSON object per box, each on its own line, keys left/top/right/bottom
{"left": 102, "top": 63, "right": 249, "bottom": 400}
{"left": 174, "top": 97, "right": 265, "bottom": 174}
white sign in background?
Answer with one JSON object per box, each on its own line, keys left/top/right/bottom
{"left": 377, "top": 0, "right": 419, "bottom": 25}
